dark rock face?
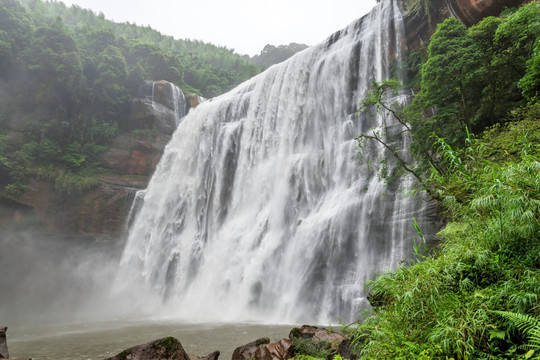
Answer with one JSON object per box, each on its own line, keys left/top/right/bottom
{"left": 0, "top": 326, "right": 8, "bottom": 359}
{"left": 104, "top": 336, "right": 190, "bottom": 360}
{"left": 130, "top": 80, "right": 187, "bottom": 135}
{"left": 101, "top": 133, "right": 170, "bottom": 176}
{"left": 131, "top": 98, "right": 178, "bottom": 135}
{"left": 401, "top": 0, "right": 527, "bottom": 50}
{"left": 257, "top": 339, "right": 293, "bottom": 360}
{"left": 232, "top": 337, "right": 293, "bottom": 360}
{"left": 188, "top": 351, "right": 220, "bottom": 360}
{"left": 232, "top": 338, "right": 271, "bottom": 360}
{"left": 446, "top": 0, "right": 528, "bottom": 26}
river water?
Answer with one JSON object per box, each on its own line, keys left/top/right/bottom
{"left": 7, "top": 321, "right": 297, "bottom": 360}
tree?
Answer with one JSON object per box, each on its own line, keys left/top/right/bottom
{"left": 26, "top": 17, "right": 84, "bottom": 111}
{"left": 356, "top": 79, "right": 443, "bottom": 199}
{"left": 415, "top": 17, "right": 482, "bottom": 148}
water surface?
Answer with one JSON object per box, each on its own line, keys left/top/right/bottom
{"left": 8, "top": 321, "right": 295, "bottom": 360}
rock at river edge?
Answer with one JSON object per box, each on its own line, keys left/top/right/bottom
{"left": 0, "top": 326, "right": 8, "bottom": 359}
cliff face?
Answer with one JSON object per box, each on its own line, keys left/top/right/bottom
{"left": 0, "top": 81, "right": 194, "bottom": 240}
{"left": 401, "top": 0, "right": 528, "bottom": 50}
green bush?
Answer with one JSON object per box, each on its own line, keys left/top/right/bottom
{"left": 349, "top": 114, "right": 539, "bottom": 359}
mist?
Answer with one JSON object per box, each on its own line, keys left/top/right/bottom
{"left": 0, "top": 230, "right": 124, "bottom": 326}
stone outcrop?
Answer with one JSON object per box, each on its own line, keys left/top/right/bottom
{"left": 188, "top": 351, "right": 220, "bottom": 360}
{"left": 104, "top": 336, "right": 191, "bottom": 360}
{"left": 232, "top": 337, "right": 293, "bottom": 360}
{"left": 130, "top": 80, "right": 187, "bottom": 135}
{"left": 0, "top": 326, "right": 8, "bottom": 359}
{"left": 401, "top": 0, "right": 528, "bottom": 50}
{"left": 289, "top": 325, "right": 356, "bottom": 360}
{"left": 231, "top": 326, "right": 356, "bottom": 360}
{"left": 101, "top": 133, "right": 170, "bottom": 176}
{"left": 289, "top": 325, "right": 344, "bottom": 343}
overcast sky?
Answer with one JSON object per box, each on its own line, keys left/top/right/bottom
{"left": 58, "top": 0, "right": 378, "bottom": 56}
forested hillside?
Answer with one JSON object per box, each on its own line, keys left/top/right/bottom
{"left": 0, "top": 0, "right": 260, "bottom": 205}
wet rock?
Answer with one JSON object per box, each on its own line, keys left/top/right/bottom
{"left": 231, "top": 338, "right": 270, "bottom": 360}
{"left": 104, "top": 336, "right": 189, "bottom": 360}
{"left": 130, "top": 98, "right": 178, "bottom": 135}
{"left": 186, "top": 93, "right": 202, "bottom": 109}
{"left": 0, "top": 326, "right": 8, "bottom": 359}
{"left": 289, "top": 325, "right": 356, "bottom": 360}
{"left": 129, "top": 80, "right": 187, "bottom": 135}
{"left": 335, "top": 339, "right": 357, "bottom": 360}
{"left": 101, "top": 133, "right": 170, "bottom": 176}
{"left": 232, "top": 338, "right": 292, "bottom": 360}
{"left": 138, "top": 80, "right": 185, "bottom": 113}
{"left": 289, "top": 325, "right": 344, "bottom": 344}
{"left": 188, "top": 351, "right": 220, "bottom": 360}
{"left": 256, "top": 339, "right": 293, "bottom": 360}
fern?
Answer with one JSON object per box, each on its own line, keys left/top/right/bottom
{"left": 494, "top": 311, "right": 540, "bottom": 358}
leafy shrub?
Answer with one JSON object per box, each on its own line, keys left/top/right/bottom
{"left": 291, "top": 337, "right": 333, "bottom": 359}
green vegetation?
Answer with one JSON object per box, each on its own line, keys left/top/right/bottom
{"left": 0, "top": 0, "right": 261, "bottom": 200}
{"left": 350, "top": 2, "right": 539, "bottom": 359}
{"left": 291, "top": 337, "right": 333, "bottom": 359}
{"left": 250, "top": 43, "right": 309, "bottom": 69}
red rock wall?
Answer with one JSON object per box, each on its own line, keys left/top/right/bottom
{"left": 402, "top": 0, "right": 528, "bottom": 50}
{"left": 450, "top": 0, "right": 528, "bottom": 26}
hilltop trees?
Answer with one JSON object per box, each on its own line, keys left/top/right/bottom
{"left": 0, "top": 0, "right": 262, "bottom": 197}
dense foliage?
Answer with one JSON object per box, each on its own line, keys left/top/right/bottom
{"left": 250, "top": 43, "right": 309, "bottom": 69}
{"left": 0, "top": 0, "right": 261, "bottom": 197}
{"left": 349, "top": 2, "right": 539, "bottom": 359}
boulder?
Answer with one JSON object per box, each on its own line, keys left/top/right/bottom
{"left": 232, "top": 338, "right": 270, "bottom": 360}
{"left": 232, "top": 337, "right": 293, "bottom": 360}
{"left": 289, "top": 325, "right": 356, "bottom": 360}
{"left": 104, "top": 336, "right": 190, "bottom": 360}
{"left": 0, "top": 326, "right": 8, "bottom": 359}
{"left": 289, "top": 325, "right": 344, "bottom": 344}
{"left": 188, "top": 351, "right": 220, "bottom": 360}
{"left": 256, "top": 339, "right": 293, "bottom": 360}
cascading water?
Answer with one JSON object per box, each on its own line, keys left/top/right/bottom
{"left": 114, "top": 0, "right": 433, "bottom": 324}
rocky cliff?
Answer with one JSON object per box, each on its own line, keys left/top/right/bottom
{"left": 0, "top": 80, "right": 195, "bottom": 240}
{"left": 401, "top": 0, "right": 528, "bottom": 50}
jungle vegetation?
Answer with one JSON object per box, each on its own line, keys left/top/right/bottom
{"left": 349, "top": 2, "right": 539, "bottom": 359}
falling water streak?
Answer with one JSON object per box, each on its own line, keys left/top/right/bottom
{"left": 113, "top": 0, "right": 433, "bottom": 325}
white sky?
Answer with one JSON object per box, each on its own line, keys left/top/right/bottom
{"left": 58, "top": 0, "right": 378, "bottom": 56}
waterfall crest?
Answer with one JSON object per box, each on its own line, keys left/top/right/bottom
{"left": 115, "top": 0, "right": 430, "bottom": 324}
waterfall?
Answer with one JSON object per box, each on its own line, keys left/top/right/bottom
{"left": 114, "top": 0, "right": 432, "bottom": 324}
